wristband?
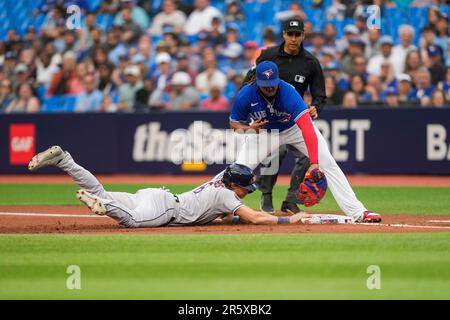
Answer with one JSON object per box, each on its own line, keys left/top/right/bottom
{"left": 277, "top": 217, "right": 290, "bottom": 224}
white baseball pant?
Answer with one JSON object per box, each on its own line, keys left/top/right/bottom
{"left": 58, "top": 152, "right": 178, "bottom": 228}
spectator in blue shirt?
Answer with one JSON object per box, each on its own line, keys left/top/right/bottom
{"left": 74, "top": 74, "right": 103, "bottom": 112}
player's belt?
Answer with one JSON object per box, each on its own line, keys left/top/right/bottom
{"left": 173, "top": 194, "right": 180, "bottom": 203}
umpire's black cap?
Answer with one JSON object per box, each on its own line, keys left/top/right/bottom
{"left": 283, "top": 18, "right": 304, "bottom": 33}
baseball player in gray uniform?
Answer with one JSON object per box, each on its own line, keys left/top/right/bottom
{"left": 28, "top": 146, "right": 310, "bottom": 227}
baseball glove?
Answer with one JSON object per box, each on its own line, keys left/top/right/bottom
{"left": 296, "top": 168, "right": 327, "bottom": 207}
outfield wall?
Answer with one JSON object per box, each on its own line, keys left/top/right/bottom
{"left": 1, "top": 108, "right": 450, "bottom": 175}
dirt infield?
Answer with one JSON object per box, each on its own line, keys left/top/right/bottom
{"left": 1, "top": 205, "right": 450, "bottom": 234}
{"left": 1, "top": 174, "right": 449, "bottom": 235}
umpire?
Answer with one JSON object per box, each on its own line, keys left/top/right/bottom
{"left": 248, "top": 18, "right": 326, "bottom": 214}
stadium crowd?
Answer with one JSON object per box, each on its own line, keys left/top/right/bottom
{"left": 0, "top": 0, "right": 449, "bottom": 114}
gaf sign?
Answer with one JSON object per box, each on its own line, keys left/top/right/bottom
{"left": 9, "top": 124, "right": 35, "bottom": 165}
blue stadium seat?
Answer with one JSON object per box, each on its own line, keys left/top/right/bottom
{"left": 41, "top": 96, "right": 77, "bottom": 113}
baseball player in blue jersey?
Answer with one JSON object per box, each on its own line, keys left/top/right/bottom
{"left": 28, "top": 146, "right": 311, "bottom": 227}
{"left": 230, "top": 61, "right": 381, "bottom": 223}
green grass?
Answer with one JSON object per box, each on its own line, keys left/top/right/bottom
{"left": 1, "top": 184, "right": 450, "bottom": 215}
{"left": 1, "top": 183, "right": 449, "bottom": 299}
{"left": 1, "top": 233, "right": 450, "bottom": 299}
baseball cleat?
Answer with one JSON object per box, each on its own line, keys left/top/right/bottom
{"left": 76, "top": 189, "right": 107, "bottom": 215}
{"left": 281, "top": 201, "right": 300, "bottom": 214}
{"left": 28, "top": 146, "right": 65, "bottom": 171}
{"left": 358, "top": 211, "right": 382, "bottom": 223}
{"left": 260, "top": 194, "right": 275, "bottom": 214}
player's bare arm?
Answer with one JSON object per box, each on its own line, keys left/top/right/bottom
{"left": 234, "top": 206, "right": 310, "bottom": 225}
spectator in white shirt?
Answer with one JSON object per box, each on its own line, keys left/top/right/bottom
{"left": 367, "top": 36, "right": 395, "bottom": 76}
{"left": 184, "top": 0, "right": 223, "bottom": 35}
{"left": 195, "top": 50, "right": 227, "bottom": 96}
{"left": 391, "top": 25, "right": 417, "bottom": 76}
{"left": 149, "top": 0, "right": 187, "bottom": 35}
{"left": 36, "top": 53, "right": 60, "bottom": 87}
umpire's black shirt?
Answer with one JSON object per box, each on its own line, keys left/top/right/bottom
{"left": 254, "top": 42, "right": 326, "bottom": 112}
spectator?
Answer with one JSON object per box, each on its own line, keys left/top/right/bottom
{"left": 426, "top": 6, "right": 442, "bottom": 33}
{"left": 365, "top": 74, "right": 382, "bottom": 104}
{"left": 336, "top": 24, "right": 359, "bottom": 55}
{"left": 419, "top": 26, "right": 436, "bottom": 55}
{"left": 438, "top": 67, "right": 450, "bottom": 101}
{"left": 195, "top": 50, "right": 227, "bottom": 96}
{"left": 404, "top": 49, "right": 424, "bottom": 81}
{"left": 118, "top": 7, "right": 142, "bottom": 45}
{"left": 167, "top": 71, "right": 200, "bottom": 110}
{"left": 379, "top": 61, "right": 396, "bottom": 89}
{"left": 323, "top": 23, "right": 337, "bottom": 48}
{"left": 431, "top": 89, "right": 447, "bottom": 107}
{"left": 5, "top": 82, "right": 40, "bottom": 113}
{"left": 36, "top": 53, "right": 60, "bottom": 88}
{"left": 74, "top": 74, "right": 103, "bottom": 113}
{"left": 174, "top": 52, "right": 197, "bottom": 82}
{"left": 395, "top": 73, "right": 417, "bottom": 105}
{"left": 134, "top": 77, "right": 163, "bottom": 112}
{"left": 425, "top": 44, "right": 446, "bottom": 85}
{"left": 251, "top": 27, "right": 278, "bottom": 64}
{"left": 385, "top": 87, "right": 399, "bottom": 108}
{"left": 219, "top": 43, "right": 245, "bottom": 79}
{"left": 224, "top": 0, "right": 245, "bottom": 22}
{"left": 223, "top": 23, "right": 241, "bottom": 49}
{"left": 100, "top": 95, "right": 118, "bottom": 113}
{"left": 13, "top": 63, "right": 32, "bottom": 93}
{"left": 152, "top": 52, "right": 173, "bottom": 97}
{"left": 435, "top": 14, "right": 449, "bottom": 62}
{"left": 131, "top": 35, "right": 153, "bottom": 70}
{"left": 368, "top": 35, "right": 395, "bottom": 76}
{"left": 200, "top": 85, "right": 229, "bottom": 111}
{"left": 149, "top": 0, "right": 187, "bottom": 35}
{"left": 106, "top": 26, "right": 129, "bottom": 66}
{"left": 275, "top": 1, "right": 307, "bottom": 23}
{"left": 242, "top": 41, "right": 258, "bottom": 70}
{"left": 96, "top": 64, "right": 115, "bottom": 97}
{"left": 60, "top": 30, "right": 80, "bottom": 55}
{"left": 349, "top": 74, "right": 373, "bottom": 104}
{"left": 320, "top": 48, "right": 337, "bottom": 68}
{"left": 184, "top": 0, "right": 223, "bottom": 35}
{"left": 0, "top": 79, "right": 14, "bottom": 113}
{"left": 341, "top": 39, "right": 365, "bottom": 76}
{"left": 308, "top": 32, "right": 327, "bottom": 58}
{"left": 118, "top": 64, "right": 143, "bottom": 112}
{"left": 342, "top": 91, "right": 358, "bottom": 108}
{"left": 113, "top": 0, "right": 150, "bottom": 30}
{"left": 391, "top": 25, "right": 417, "bottom": 75}
{"left": 413, "top": 67, "right": 435, "bottom": 105}
{"left": 3, "top": 51, "right": 17, "bottom": 80}
{"left": 208, "top": 16, "right": 227, "bottom": 48}
{"left": 326, "top": 0, "right": 346, "bottom": 20}
{"left": 47, "top": 51, "right": 81, "bottom": 97}
{"left": 353, "top": 55, "right": 369, "bottom": 82}
{"left": 324, "top": 75, "right": 344, "bottom": 105}
{"left": 364, "top": 28, "right": 381, "bottom": 59}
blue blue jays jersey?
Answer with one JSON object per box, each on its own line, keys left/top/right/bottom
{"left": 230, "top": 80, "right": 309, "bottom": 132}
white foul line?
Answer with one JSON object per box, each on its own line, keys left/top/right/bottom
{"left": 0, "top": 212, "right": 107, "bottom": 218}
{"left": 428, "top": 220, "right": 450, "bottom": 223}
{"left": 357, "top": 222, "right": 450, "bottom": 230}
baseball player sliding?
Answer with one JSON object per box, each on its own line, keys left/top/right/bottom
{"left": 28, "top": 146, "right": 313, "bottom": 228}
{"left": 230, "top": 61, "right": 381, "bottom": 223}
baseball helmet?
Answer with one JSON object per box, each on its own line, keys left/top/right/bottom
{"left": 222, "top": 163, "right": 258, "bottom": 193}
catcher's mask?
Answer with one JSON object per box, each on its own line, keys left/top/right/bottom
{"left": 222, "top": 163, "right": 258, "bottom": 193}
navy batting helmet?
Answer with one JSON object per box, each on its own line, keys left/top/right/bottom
{"left": 222, "top": 163, "right": 258, "bottom": 193}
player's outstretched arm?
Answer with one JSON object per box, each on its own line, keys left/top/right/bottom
{"left": 234, "top": 206, "right": 310, "bottom": 225}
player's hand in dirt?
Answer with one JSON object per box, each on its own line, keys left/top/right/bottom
{"left": 289, "top": 212, "right": 311, "bottom": 224}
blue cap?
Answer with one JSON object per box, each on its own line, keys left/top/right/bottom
{"left": 427, "top": 44, "right": 441, "bottom": 57}
{"left": 256, "top": 61, "right": 280, "bottom": 87}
